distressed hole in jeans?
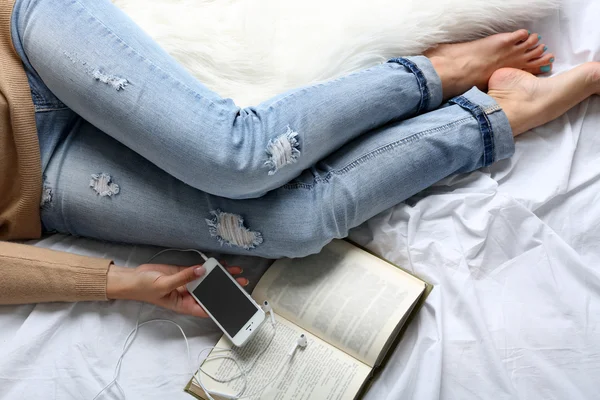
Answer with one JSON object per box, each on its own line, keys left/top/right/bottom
{"left": 264, "top": 126, "right": 301, "bottom": 175}
{"left": 206, "top": 210, "right": 263, "bottom": 250}
{"left": 92, "top": 69, "right": 129, "bottom": 91}
{"left": 63, "top": 52, "right": 128, "bottom": 91}
{"left": 90, "top": 173, "right": 120, "bottom": 197}
{"left": 40, "top": 184, "right": 53, "bottom": 207}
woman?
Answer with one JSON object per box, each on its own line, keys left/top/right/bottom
{"left": 1, "top": 0, "right": 597, "bottom": 317}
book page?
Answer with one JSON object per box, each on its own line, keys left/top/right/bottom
{"left": 195, "top": 315, "right": 370, "bottom": 400}
{"left": 252, "top": 240, "right": 425, "bottom": 367}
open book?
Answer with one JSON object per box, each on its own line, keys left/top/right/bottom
{"left": 185, "top": 239, "right": 432, "bottom": 400}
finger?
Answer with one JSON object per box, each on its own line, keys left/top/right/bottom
{"left": 236, "top": 277, "right": 249, "bottom": 287}
{"left": 167, "top": 299, "right": 209, "bottom": 318}
{"left": 159, "top": 265, "right": 205, "bottom": 291}
{"left": 176, "top": 286, "right": 188, "bottom": 295}
{"left": 220, "top": 260, "right": 244, "bottom": 275}
{"left": 189, "top": 306, "right": 209, "bottom": 318}
{"left": 227, "top": 266, "right": 243, "bottom": 275}
{"left": 179, "top": 294, "right": 209, "bottom": 318}
{"left": 182, "top": 301, "right": 209, "bottom": 318}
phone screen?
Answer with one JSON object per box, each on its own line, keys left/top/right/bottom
{"left": 192, "top": 265, "right": 259, "bottom": 337}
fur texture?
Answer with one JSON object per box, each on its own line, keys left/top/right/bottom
{"left": 113, "top": 0, "right": 560, "bottom": 106}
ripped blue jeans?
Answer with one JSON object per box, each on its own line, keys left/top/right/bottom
{"left": 12, "top": 0, "right": 514, "bottom": 258}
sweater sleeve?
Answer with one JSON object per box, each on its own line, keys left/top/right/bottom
{"left": 0, "top": 241, "right": 112, "bottom": 304}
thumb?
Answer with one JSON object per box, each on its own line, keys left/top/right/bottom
{"left": 161, "top": 265, "right": 205, "bottom": 291}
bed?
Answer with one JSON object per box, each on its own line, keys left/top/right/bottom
{"left": 2, "top": 1, "right": 600, "bottom": 399}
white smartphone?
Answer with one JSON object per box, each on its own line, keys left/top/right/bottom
{"left": 186, "top": 258, "right": 265, "bottom": 346}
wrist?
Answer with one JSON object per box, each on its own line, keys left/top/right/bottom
{"left": 106, "top": 264, "right": 135, "bottom": 300}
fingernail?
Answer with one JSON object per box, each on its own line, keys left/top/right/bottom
{"left": 237, "top": 267, "right": 244, "bottom": 274}
{"left": 527, "top": 30, "right": 531, "bottom": 35}
{"left": 194, "top": 266, "right": 206, "bottom": 276}
{"left": 541, "top": 65, "right": 551, "bottom": 73}
{"left": 550, "top": 57, "right": 555, "bottom": 63}
{"left": 241, "top": 278, "right": 249, "bottom": 286}
{"left": 543, "top": 46, "right": 548, "bottom": 52}
{"left": 538, "top": 35, "right": 542, "bottom": 40}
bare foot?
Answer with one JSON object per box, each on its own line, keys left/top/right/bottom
{"left": 425, "top": 30, "right": 555, "bottom": 99}
{"left": 488, "top": 62, "right": 600, "bottom": 136}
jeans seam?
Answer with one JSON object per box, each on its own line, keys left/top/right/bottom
{"left": 71, "top": 0, "right": 223, "bottom": 110}
{"left": 282, "top": 117, "right": 471, "bottom": 190}
{"left": 35, "top": 106, "right": 70, "bottom": 113}
{"left": 387, "top": 58, "right": 430, "bottom": 114}
{"left": 30, "top": 89, "right": 43, "bottom": 103}
{"left": 26, "top": 79, "right": 68, "bottom": 111}
{"left": 264, "top": 65, "right": 384, "bottom": 111}
{"left": 449, "top": 96, "right": 496, "bottom": 166}
{"left": 484, "top": 104, "right": 502, "bottom": 114}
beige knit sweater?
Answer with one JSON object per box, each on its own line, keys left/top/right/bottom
{"left": 0, "top": 0, "right": 111, "bottom": 304}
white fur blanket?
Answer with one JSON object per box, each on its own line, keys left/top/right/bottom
{"left": 113, "top": 0, "right": 559, "bottom": 107}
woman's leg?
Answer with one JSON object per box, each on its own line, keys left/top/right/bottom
{"left": 40, "top": 86, "right": 515, "bottom": 258}
{"left": 13, "top": 0, "right": 544, "bottom": 199}
{"left": 43, "top": 61, "right": 600, "bottom": 258}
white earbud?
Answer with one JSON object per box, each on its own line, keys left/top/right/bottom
{"left": 262, "top": 300, "right": 272, "bottom": 312}
{"left": 297, "top": 334, "right": 308, "bottom": 348}
{"left": 263, "top": 300, "right": 276, "bottom": 325}
{"left": 288, "top": 334, "right": 308, "bottom": 356}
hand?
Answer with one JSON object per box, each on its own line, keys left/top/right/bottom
{"left": 106, "top": 261, "right": 248, "bottom": 317}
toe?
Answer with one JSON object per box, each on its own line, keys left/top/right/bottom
{"left": 527, "top": 53, "right": 555, "bottom": 68}
{"left": 524, "top": 64, "right": 553, "bottom": 75}
{"left": 519, "top": 32, "right": 541, "bottom": 50}
{"left": 524, "top": 55, "right": 554, "bottom": 75}
{"left": 526, "top": 43, "right": 547, "bottom": 60}
{"left": 512, "top": 29, "right": 530, "bottom": 44}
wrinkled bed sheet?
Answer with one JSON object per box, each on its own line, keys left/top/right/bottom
{"left": 2, "top": 1, "right": 600, "bottom": 399}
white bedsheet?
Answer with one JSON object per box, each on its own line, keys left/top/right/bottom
{"left": 2, "top": 1, "right": 600, "bottom": 399}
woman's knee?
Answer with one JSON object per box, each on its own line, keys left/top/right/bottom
{"left": 182, "top": 158, "right": 294, "bottom": 199}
